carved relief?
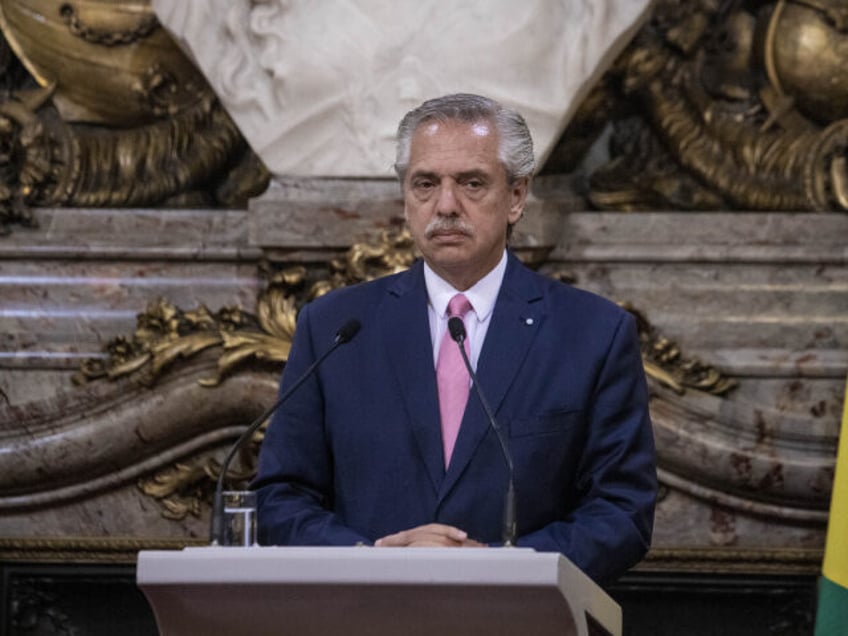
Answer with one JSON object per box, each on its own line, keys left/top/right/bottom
{"left": 68, "top": 229, "right": 750, "bottom": 522}
{"left": 554, "top": 0, "right": 848, "bottom": 212}
{"left": 70, "top": 230, "right": 417, "bottom": 519}
{"left": 75, "top": 229, "right": 418, "bottom": 390}
{"left": 0, "top": 1, "right": 841, "bottom": 577}
{"left": 0, "top": 0, "right": 269, "bottom": 234}
{"left": 58, "top": 2, "right": 159, "bottom": 46}
{"left": 622, "top": 302, "right": 737, "bottom": 396}
{"left": 151, "top": 0, "right": 655, "bottom": 177}
{"left": 2, "top": 0, "right": 846, "bottom": 227}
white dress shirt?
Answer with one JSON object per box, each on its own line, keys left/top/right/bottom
{"left": 423, "top": 250, "right": 508, "bottom": 372}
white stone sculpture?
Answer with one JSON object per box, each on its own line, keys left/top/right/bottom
{"left": 153, "top": 0, "right": 653, "bottom": 177}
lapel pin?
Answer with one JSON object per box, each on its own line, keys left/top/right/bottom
{"left": 525, "top": 317, "right": 534, "bottom": 326}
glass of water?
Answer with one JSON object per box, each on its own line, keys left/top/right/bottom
{"left": 221, "top": 490, "right": 258, "bottom": 547}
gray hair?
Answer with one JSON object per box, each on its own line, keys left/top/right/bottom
{"left": 394, "top": 93, "right": 535, "bottom": 184}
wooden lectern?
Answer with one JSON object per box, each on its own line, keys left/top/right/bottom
{"left": 137, "top": 547, "right": 621, "bottom": 636}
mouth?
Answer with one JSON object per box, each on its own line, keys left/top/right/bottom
{"left": 427, "top": 230, "right": 471, "bottom": 246}
{"left": 429, "top": 228, "right": 467, "bottom": 238}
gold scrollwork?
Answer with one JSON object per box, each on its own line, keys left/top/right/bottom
{"left": 77, "top": 228, "right": 732, "bottom": 518}
{"left": 137, "top": 435, "right": 262, "bottom": 521}
{"left": 122, "top": 229, "right": 417, "bottom": 518}
{"left": 622, "top": 302, "right": 737, "bottom": 396}
{"left": 74, "top": 298, "right": 235, "bottom": 387}
{"left": 75, "top": 227, "right": 417, "bottom": 391}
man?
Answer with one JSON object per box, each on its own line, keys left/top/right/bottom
{"left": 254, "top": 94, "right": 656, "bottom": 585}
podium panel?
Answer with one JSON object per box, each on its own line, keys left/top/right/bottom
{"left": 137, "top": 547, "right": 621, "bottom": 636}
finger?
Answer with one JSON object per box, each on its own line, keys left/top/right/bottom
{"left": 405, "top": 537, "right": 461, "bottom": 547}
{"left": 375, "top": 528, "right": 416, "bottom": 546}
{"left": 417, "top": 523, "right": 467, "bottom": 541}
{"left": 376, "top": 524, "right": 467, "bottom": 547}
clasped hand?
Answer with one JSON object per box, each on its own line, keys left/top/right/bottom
{"left": 375, "top": 523, "right": 486, "bottom": 547}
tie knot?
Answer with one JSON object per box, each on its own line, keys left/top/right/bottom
{"left": 447, "top": 293, "right": 472, "bottom": 319}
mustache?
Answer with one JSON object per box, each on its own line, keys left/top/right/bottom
{"left": 424, "top": 217, "right": 474, "bottom": 239}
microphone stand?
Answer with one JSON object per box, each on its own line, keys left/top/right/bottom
{"left": 209, "top": 319, "right": 361, "bottom": 545}
{"left": 448, "top": 317, "right": 517, "bottom": 547}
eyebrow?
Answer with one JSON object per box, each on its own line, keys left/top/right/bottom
{"left": 409, "top": 169, "right": 491, "bottom": 182}
{"left": 409, "top": 170, "right": 439, "bottom": 182}
{"left": 454, "top": 170, "right": 490, "bottom": 182}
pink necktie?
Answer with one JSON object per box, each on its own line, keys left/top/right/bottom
{"left": 437, "top": 293, "right": 472, "bottom": 467}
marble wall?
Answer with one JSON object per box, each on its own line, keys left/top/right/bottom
{"left": 0, "top": 180, "right": 846, "bottom": 579}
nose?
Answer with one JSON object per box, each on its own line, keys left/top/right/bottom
{"left": 435, "top": 180, "right": 459, "bottom": 216}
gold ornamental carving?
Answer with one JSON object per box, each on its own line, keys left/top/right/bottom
{"left": 623, "top": 302, "right": 737, "bottom": 396}
{"left": 0, "top": 0, "right": 269, "bottom": 234}
{"left": 3, "top": 0, "right": 847, "bottom": 223}
{"left": 74, "top": 228, "right": 418, "bottom": 389}
{"left": 58, "top": 2, "right": 159, "bottom": 47}
{"left": 558, "top": 0, "right": 848, "bottom": 212}
{"left": 79, "top": 229, "right": 731, "bottom": 399}
{"left": 138, "top": 449, "right": 262, "bottom": 522}
{"left": 84, "top": 229, "right": 418, "bottom": 520}
{"left": 71, "top": 228, "right": 735, "bottom": 520}
{"left": 0, "top": 0, "right": 202, "bottom": 125}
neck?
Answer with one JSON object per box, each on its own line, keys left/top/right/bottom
{"left": 426, "top": 250, "right": 508, "bottom": 292}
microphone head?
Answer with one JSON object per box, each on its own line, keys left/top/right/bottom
{"left": 335, "top": 319, "right": 362, "bottom": 344}
{"left": 447, "top": 316, "right": 466, "bottom": 343}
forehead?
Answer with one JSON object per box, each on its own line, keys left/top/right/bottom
{"left": 407, "top": 118, "right": 501, "bottom": 173}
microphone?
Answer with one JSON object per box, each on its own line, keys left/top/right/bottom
{"left": 209, "top": 318, "right": 362, "bottom": 545}
{"left": 447, "top": 316, "right": 517, "bottom": 547}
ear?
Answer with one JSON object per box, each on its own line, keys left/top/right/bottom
{"left": 507, "top": 177, "right": 529, "bottom": 224}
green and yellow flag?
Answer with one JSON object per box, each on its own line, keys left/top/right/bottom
{"left": 815, "top": 376, "right": 848, "bottom": 635}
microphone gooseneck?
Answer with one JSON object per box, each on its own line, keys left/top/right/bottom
{"left": 209, "top": 318, "right": 362, "bottom": 545}
{"left": 447, "top": 316, "right": 517, "bottom": 547}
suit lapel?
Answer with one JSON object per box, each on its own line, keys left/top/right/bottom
{"left": 439, "top": 254, "right": 545, "bottom": 500}
{"left": 380, "top": 261, "right": 445, "bottom": 494}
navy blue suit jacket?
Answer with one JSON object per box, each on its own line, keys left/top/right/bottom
{"left": 255, "top": 252, "right": 656, "bottom": 584}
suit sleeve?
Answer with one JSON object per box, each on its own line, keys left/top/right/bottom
{"left": 252, "top": 303, "right": 369, "bottom": 546}
{"left": 515, "top": 311, "right": 657, "bottom": 585}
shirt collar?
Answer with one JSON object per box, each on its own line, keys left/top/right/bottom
{"left": 423, "top": 250, "right": 507, "bottom": 322}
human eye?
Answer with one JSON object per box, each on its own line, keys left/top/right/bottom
{"left": 461, "top": 176, "right": 486, "bottom": 195}
{"left": 412, "top": 177, "right": 435, "bottom": 193}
